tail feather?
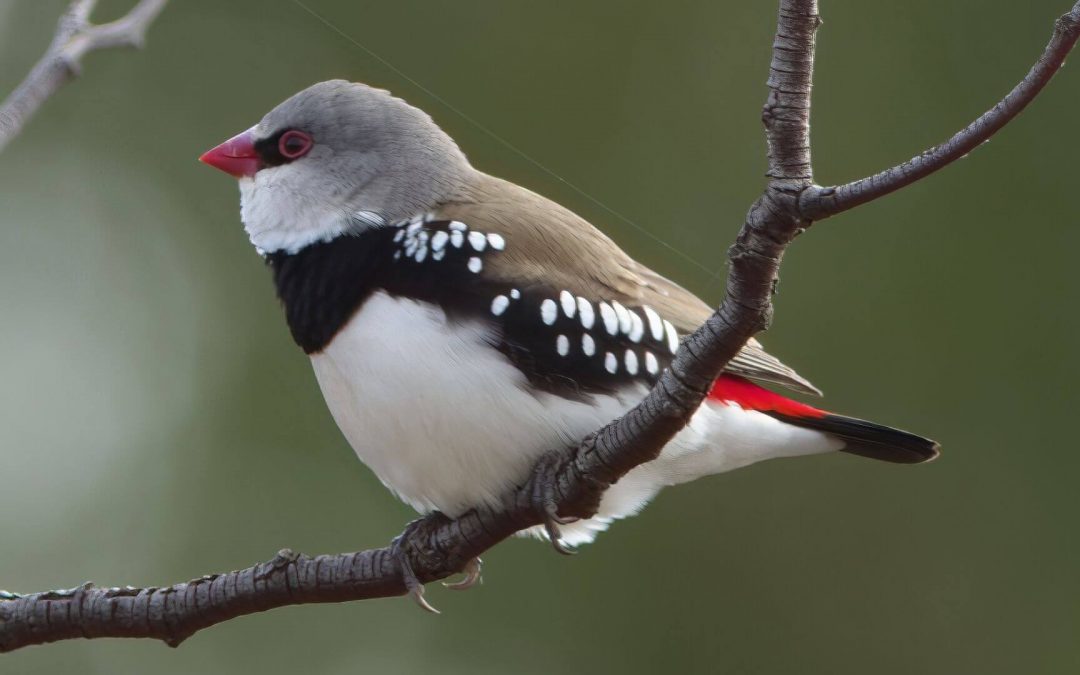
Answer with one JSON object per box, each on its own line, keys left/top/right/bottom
{"left": 765, "top": 411, "right": 940, "bottom": 464}
{"left": 709, "top": 375, "right": 940, "bottom": 465}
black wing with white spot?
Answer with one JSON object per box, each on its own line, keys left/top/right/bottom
{"left": 381, "top": 217, "right": 681, "bottom": 398}
{"left": 487, "top": 286, "right": 681, "bottom": 398}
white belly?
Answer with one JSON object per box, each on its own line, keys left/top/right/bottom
{"left": 310, "top": 291, "right": 840, "bottom": 545}
{"left": 310, "top": 291, "right": 640, "bottom": 516}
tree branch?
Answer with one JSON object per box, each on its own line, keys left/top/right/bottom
{"left": 1, "top": 0, "right": 1075, "bottom": 654}
{"left": 0, "top": 0, "right": 168, "bottom": 154}
{"left": 800, "top": 1, "right": 1080, "bottom": 220}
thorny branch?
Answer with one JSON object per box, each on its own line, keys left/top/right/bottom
{"left": 0, "top": 0, "right": 168, "bottom": 154}
{"left": 2, "top": 0, "right": 1078, "bottom": 653}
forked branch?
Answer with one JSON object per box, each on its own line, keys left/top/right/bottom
{"left": 2, "top": 0, "right": 1078, "bottom": 653}
{"left": 800, "top": 3, "right": 1080, "bottom": 219}
{"left": 0, "top": 0, "right": 168, "bottom": 154}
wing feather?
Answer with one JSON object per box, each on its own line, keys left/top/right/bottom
{"left": 441, "top": 173, "right": 822, "bottom": 397}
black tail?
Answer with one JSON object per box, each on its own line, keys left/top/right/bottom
{"left": 767, "top": 412, "right": 940, "bottom": 464}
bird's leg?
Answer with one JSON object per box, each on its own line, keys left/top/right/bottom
{"left": 529, "top": 448, "right": 581, "bottom": 555}
{"left": 443, "top": 556, "right": 483, "bottom": 591}
{"left": 389, "top": 513, "right": 452, "bottom": 614}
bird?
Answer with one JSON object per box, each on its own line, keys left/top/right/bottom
{"left": 199, "top": 79, "right": 939, "bottom": 609}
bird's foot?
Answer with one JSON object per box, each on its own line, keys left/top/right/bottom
{"left": 528, "top": 449, "right": 580, "bottom": 556}
{"left": 442, "top": 556, "right": 483, "bottom": 591}
{"left": 389, "top": 514, "right": 451, "bottom": 614}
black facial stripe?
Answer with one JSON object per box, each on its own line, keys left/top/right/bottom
{"left": 265, "top": 217, "right": 680, "bottom": 401}
{"left": 253, "top": 128, "right": 294, "bottom": 169}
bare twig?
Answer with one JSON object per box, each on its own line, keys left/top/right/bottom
{"left": 1, "top": 0, "right": 1077, "bottom": 653}
{"left": 0, "top": 0, "right": 168, "bottom": 154}
{"left": 801, "top": 2, "right": 1080, "bottom": 220}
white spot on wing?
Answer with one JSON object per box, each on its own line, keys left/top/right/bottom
{"left": 645, "top": 351, "right": 659, "bottom": 375}
{"left": 643, "top": 306, "right": 664, "bottom": 341}
{"left": 406, "top": 222, "right": 423, "bottom": 235}
{"left": 393, "top": 229, "right": 405, "bottom": 243}
{"left": 468, "top": 231, "right": 487, "bottom": 251}
{"left": 628, "top": 310, "right": 644, "bottom": 342}
{"left": 448, "top": 221, "right": 468, "bottom": 232}
{"left": 468, "top": 257, "right": 483, "bottom": 273}
{"left": 487, "top": 233, "right": 506, "bottom": 250}
{"left": 612, "top": 302, "right": 632, "bottom": 334}
{"left": 540, "top": 299, "right": 558, "bottom": 325}
{"left": 491, "top": 295, "right": 509, "bottom": 316}
{"left": 624, "top": 350, "right": 639, "bottom": 375}
{"left": 604, "top": 352, "right": 618, "bottom": 374}
{"left": 431, "top": 230, "right": 449, "bottom": 251}
{"left": 510, "top": 289, "right": 521, "bottom": 300}
{"left": 599, "top": 302, "right": 618, "bottom": 335}
{"left": 432, "top": 249, "right": 445, "bottom": 261}
{"left": 414, "top": 246, "right": 427, "bottom": 263}
{"left": 556, "top": 334, "right": 569, "bottom": 356}
{"left": 582, "top": 333, "right": 596, "bottom": 356}
{"left": 450, "top": 230, "right": 464, "bottom": 248}
{"left": 577, "top": 298, "right": 595, "bottom": 329}
{"left": 560, "top": 290, "right": 576, "bottom": 318}
{"left": 663, "top": 320, "right": 679, "bottom": 354}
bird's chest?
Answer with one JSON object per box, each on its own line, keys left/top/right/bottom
{"left": 310, "top": 291, "right": 637, "bottom": 516}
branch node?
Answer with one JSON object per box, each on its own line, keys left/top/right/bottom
{"left": 1057, "top": 10, "right": 1080, "bottom": 35}
{"left": 0, "top": 0, "right": 169, "bottom": 154}
{"left": 272, "top": 548, "right": 300, "bottom": 566}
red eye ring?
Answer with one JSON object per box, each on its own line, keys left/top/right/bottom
{"left": 278, "top": 130, "right": 313, "bottom": 159}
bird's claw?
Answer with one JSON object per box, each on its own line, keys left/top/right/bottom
{"left": 409, "top": 583, "right": 440, "bottom": 614}
{"left": 390, "top": 516, "right": 446, "bottom": 614}
{"left": 443, "top": 557, "right": 483, "bottom": 591}
{"left": 400, "top": 553, "right": 440, "bottom": 614}
{"left": 531, "top": 450, "right": 579, "bottom": 555}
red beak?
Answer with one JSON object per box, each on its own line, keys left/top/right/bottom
{"left": 199, "top": 128, "right": 260, "bottom": 178}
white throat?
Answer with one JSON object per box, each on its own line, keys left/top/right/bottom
{"left": 238, "top": 172, "right": 383, "bottom": 254}
{"left": 239, "top": 176, "right": 347, "bottom": 254}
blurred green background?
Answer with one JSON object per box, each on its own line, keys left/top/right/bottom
{"left": 2, "top": 0, "right": 1078, "bottom": 672}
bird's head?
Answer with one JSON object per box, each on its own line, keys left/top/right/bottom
{"left": 200, "top": 80, "right": 471, "bottom": 254}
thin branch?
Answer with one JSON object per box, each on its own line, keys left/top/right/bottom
{"left": 800, "top": 1, "right": 1080, "bottom": 220}
{"left": 67, "top": 0, "right": 98, "bottom": 28}
{"left": 0, "top": 0, "right": 168, "bottom": 154}
{"left": 1, "top": 0, "right": 1076, "bottom": 654}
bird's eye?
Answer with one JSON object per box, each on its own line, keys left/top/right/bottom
{"left": 278, "top": 130, "right": 313, "bottom": 159}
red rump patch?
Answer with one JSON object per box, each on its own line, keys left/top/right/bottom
{"left": 708, "top": 375, "right": 826, "bottom": 419}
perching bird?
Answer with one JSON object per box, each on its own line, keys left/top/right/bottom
{"left": 200, "top": 80, "right": 939, "bottom": 607}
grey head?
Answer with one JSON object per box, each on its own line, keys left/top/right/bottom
{"left": 233, "top": 80, "right": 472, "bottom": 254}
